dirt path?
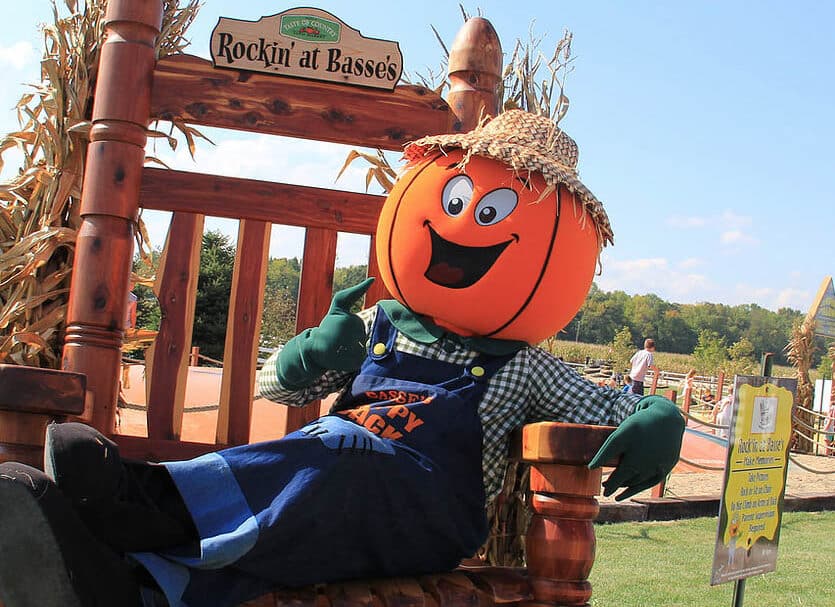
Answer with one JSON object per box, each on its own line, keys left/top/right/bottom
{"left": 599, "top": 453, "right": 835, "bottom": 503}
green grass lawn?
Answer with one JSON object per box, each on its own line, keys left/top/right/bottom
{"left": 590, "top": 511, "right": 834, "bottom": 607}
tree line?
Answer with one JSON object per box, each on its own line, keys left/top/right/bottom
{"left": 134, "top": 231, "right": 818, "bottom": 367}
{"left": 560, "top": 283, "right": 809, "bottom": 365}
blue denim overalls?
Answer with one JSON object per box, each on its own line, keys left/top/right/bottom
{"left": 134, "top": 308, "right": 512, "bottom": 607}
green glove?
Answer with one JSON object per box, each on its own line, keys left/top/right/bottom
{"left": 588, "top": 395, "right": 685, "bottom": 501}
{"left": 276, "top": 278, "right": 374, "bottom": 390}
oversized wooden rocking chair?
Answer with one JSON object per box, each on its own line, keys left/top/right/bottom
{"left": 0, "top": 2, "right": 617, "bottom": 606}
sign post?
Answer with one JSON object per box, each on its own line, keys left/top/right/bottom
{"left": 710, "top": 355, "right": 797, "bottom": 603}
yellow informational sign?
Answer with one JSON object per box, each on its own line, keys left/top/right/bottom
{"left": 710, "top": 375, "right": 797, "bottom": 586}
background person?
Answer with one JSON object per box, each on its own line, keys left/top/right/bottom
{"left": 629, "top": 339, "right": 656, "bottom": 395}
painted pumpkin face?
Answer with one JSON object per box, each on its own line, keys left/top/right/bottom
{"left": 376, "top": 149, "right": 600, "bottom": 344}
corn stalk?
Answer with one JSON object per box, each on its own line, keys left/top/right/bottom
{"left": 0, "top": 0, "right": 201, "bottom": 367}
{"left": 341, "top": 21, "right": 576, "bottom": 195}
{"left": 785, "top": 318, "right": 816, "bottom": 453}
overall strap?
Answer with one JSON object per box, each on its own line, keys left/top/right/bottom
{"left": 455, "top": 349, "right": 517, "bottom": 386}
{"left": 367, "top": 305, "right": 398, "bottom": 361}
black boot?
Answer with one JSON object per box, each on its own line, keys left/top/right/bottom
{"left": 44, "top": 422, "right": 197, "bottom": 552}
{"left": 0, "top": 462, "right": 142, "bottom": 607}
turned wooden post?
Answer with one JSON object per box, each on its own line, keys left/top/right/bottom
{"left": 62, "top": 0, "right": 163, "bottom": 432}
{"left": 517, "top": 422, "right": 617, "bottom": 607}
{"left": 446, "top": 17, "right": 503, "bottom": 132}
{"left": 716, "top": 371, "right": 725, "bottom": 400}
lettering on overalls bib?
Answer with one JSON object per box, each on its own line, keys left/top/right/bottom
{"left": 338, "top": 394, "right": 435, "bottom": 440}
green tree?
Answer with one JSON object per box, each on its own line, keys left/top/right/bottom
{"left": 817, "top": 353, "right": 832, "bottom": 380}
{"left": 611, "top": 326, "right": 635, "bottom": 373}
{"left": 692, "top": 330, "right": 728, "bottom": 375}
{"left": 193, "top": 230, "right": 236, "bottom": 361}
{"left": 260, "top": 287, "right": 297, "bottom": 348}
{"left": 333, "top": 264, "right": 369, "bottom": 312}
{"left": 132, "top": 249, "right": 161, "bottom": 331}
{"left": 266, "top": 257, "right": 301, "bottom": 302}
{"left": 657, "top": 308, "right": 698, "bottom": 354}
{"left": 723, "top": 337, "right": 758, "bottom": 376}
{"left": 680, "top": 302, "right": 745, "bottom": 348}
{"left": 563, "top": 284, "right": 629, "bottom": 344}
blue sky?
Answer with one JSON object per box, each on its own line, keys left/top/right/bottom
{"left": 2, "top": 1, "right": 833, "bottom": 313}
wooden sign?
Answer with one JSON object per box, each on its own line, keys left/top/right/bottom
{"left": 808, "top": 276, "right": 835, "bottom": 339}
{"left": 210, "top": 8, "right": 403, "bottom": 91}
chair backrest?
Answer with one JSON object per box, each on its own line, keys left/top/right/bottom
{"left": 61, "top": 0, "right": 502, "bottom": 462}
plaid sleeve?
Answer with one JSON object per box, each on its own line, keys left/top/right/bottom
{"left": 256, "top": 307, "right": 377, "bottom": 407}
{"left": 525, "top": 347, "right": 640, "bottom": 426}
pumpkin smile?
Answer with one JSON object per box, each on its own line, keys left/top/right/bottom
{"left": 423, "top": 221, "right": 513, "bottom": 289}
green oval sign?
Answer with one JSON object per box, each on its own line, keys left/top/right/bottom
{"left": 280, "top": 14, "right": 341, "bottom": 43}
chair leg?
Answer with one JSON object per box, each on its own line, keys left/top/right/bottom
{"left": 523, "top": 463, "right": 602, "bottom": 607}
{"left": 0, "top": 411, "right": 59, "bottom": 469}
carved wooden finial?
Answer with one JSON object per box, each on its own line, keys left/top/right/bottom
{"left": 447, "top": 17, "right": 503, "bottom": 132}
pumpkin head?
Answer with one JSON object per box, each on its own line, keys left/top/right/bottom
{"left": 375, "top": 148, "right": 602, "bottom": 344}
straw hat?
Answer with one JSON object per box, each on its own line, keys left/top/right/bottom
{"left": 404, "top": 109, "right": 613, "bottom": 246}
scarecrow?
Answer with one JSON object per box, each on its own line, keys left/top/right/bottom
{"left": 0, "top": 110, "right": 684, "bottom": 607}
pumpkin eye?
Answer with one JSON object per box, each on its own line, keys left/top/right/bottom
{"left": 441, "top": 175, "right": 473, "bottom": 217}
{"left": 474, "top": 188, "right": 518, "bottom": 226}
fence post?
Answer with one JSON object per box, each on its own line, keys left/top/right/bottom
{"left": 189, "top": 346, "right": 200, "bottom": 367}
{"left": 650, "top": 389, "right": 679, "bottom": 498}
{"left": 649, "top": 367, "right": 660, "bottom": 395}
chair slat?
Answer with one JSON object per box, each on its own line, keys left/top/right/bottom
{"left": 116, "top": 434, "right": 229, "bottom": 462}
{"left": 146, "top": 212, "right": 204, "bottom": 440}
{"left": 370, "top": 579, "right": 426, "bottom": 607}
{"left": 295, "top": 228, "right": 338, "bottom": 331}
{"left": 217, "top": 220, "right": 271, "bottom": 445}
{"left": 151, "top": 55, "right": 455, "bottom": 151}
{"left": 366, "top": 233, "right": 391, "bottom": 305}
{"left": 418, "top": 573, "right": 481, "bottom": 607}
{"left": 141, "top": 168, "right": 384, "bottom": 233}
{"left": 285, "top": 228, "right": 338, "bottom": 433}
{"left": 0, "top": 365, "right": 85, "bottom": 416}
{"left": 324, "top": 581, "right": 375, "bottom": 607}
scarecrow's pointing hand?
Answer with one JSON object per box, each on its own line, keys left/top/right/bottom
{"left": 275, "top": 278, "right": 374, "bottom": 390}
{"left": 588, "top": 396, "right": 685, "bottom": 501}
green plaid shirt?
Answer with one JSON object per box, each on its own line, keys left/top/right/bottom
{"left": 258, "top": 302, "right": 640, "bottom": 500}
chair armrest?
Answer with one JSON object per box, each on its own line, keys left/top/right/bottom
{"left": 0, "top": 364, "right": 86, "bottom": 416}
{"left": 510, "top": 422, "right": 618, "bottom": 607}
{"left": 510, "top": 421, "right": 618, "bottom": 466}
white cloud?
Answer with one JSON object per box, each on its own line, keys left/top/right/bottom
{"left": 677, "top": 257, "right": 704, "bottom": 269}
{"left": 720, "top": 229, "right": 758, "bottom": 245}
{"left": 731, "top": 284, "right": 774, "bottom": 304}
{"left": 667, "top": 215, "right": 707, "bottom": 228}
{"left": 724, "top": 284, "right": 810, "bottom": 311}
{"left": 149, "top": 132, "right": 379, "bottom": 192}
{"left": 720, "top": 210, "right": 753, "bottom": 227}
{"left": 598, "top": 256, "right": 713, "bottom": 302}
{"left": 664, "top": 209, "right": 755, "bottom": 240}
{"left": 774, "top": 288, "right": 811, "bottom": 311}
{"left": 0, "top": 41, "right": 34, "bottom": 70}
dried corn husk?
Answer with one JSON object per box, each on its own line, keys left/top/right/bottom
{"left": 785, "top": 318, "right": 816, "bottom": 453}
{"left": 0, "top": 0, "right": 201, "bottom": 367}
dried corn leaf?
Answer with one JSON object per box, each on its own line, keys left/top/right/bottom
{"left": 0, "top": 0, "right": 201, "bottom": 368}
